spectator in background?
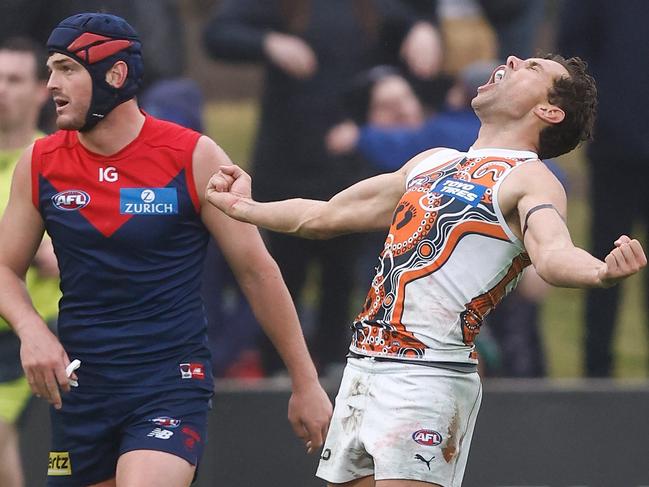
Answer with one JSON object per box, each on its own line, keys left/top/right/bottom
{"left": 326, "top": 61, "right": 493, "bottom": 170}
{"left": 1, "top": 0, "right": 189, "bottom": 134}
{"left": 203, "top": 0, "right": 443, "bottom": 376}
{"left": 0, "top": 37, "right": 59, "bottom": 487}
{"left": 477, "top": 0, "right": 545, "bottom": 60}
{"left": 558, "top": 0, "right": 649, "bottom": 377}
{"left": 140, "top": 79, "right": 205, "bottom": 132}
{"left": 141, "top": 79, "right": 263, "bottom": 379}
{"left": 0, "top": 0, "right": 54, "bottom": 45}
{"left": 43, "top": 0, "right": 186, "bottom": 88}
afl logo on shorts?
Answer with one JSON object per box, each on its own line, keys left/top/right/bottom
{"left": 52, "top": 190, "right": 90, "bottom": 211}
{"left": 412, "top": 429, "right": 443, "bottom": 446}
{"left": 150, "top": 416, "right": 181, "bottom": 428}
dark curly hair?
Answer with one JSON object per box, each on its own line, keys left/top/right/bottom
{"left": 537, "top": 54, "right": 597, "bottom": 159}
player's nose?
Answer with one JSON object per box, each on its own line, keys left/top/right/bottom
{"left": 47, "top": 72, "right": 61, "bottom": 92}
{"left": 507, "top": 55, "right": 523, "bottom": 71}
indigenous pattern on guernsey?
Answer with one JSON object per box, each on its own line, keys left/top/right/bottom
{"left": 350, "top": 148, "right": 536, "bottom": 365}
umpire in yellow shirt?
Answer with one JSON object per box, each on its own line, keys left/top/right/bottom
{"left": 0, "top": 37, "right": 60, "bottom": 487}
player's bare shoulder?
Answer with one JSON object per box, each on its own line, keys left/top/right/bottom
{"left": 398, "top": 147, "right": 455, "bottom": 178}
{"left": 12, "top": 143, "right": 36, "bottom": 193}
{"left": 192, "top": 135, "right": 229, "bottom": 165}
{"left": 192, "top": 135, "right": 235, "bottom": 204}
{"left": 500, "top": 159, "right": 566, "bottom": 207}
{"left": 497, "top": 159, "right": 568, "bottom": 239}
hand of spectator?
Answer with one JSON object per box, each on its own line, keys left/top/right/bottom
{"left": 326, "top": 120, "right": 360, "bottom": 155}
{"left": 206, "top": 164, "right": 253, "bottom": 219}
{"left": 263, "top": 32, "right": 318, "bottom": 79}
{"left": 400, "top": 21, "right": 443, "bottom": 79}
{"left": 598, "top": 235, "right": 647, "bottom": 287}
{"left": 18, "top": 319, "right": 73, "bottom": 409}
{"left": 288, "top": 380, "right": 333, "bottom": 454}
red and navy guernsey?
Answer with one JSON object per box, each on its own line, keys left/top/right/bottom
{"left": 32, "top": 114, "right": 212, "bottom": 392}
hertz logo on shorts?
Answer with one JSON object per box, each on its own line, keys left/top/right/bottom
{"left": 48, "top": 451, "right": 72, "bottom": 476}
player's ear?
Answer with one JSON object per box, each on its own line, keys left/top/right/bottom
{"left": 534, "top": 104, "right": 565, "bottom": 125}
{"left": 105, "top": 60, "right": 128, "bottom": 89}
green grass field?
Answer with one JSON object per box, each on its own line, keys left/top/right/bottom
{"left": 205, "top": 101, "right": 648, "bottom": 379}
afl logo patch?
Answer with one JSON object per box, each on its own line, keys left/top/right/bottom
{"left": 412, "top": 429, "right": 442, "bottom": 446}
{"left": 150, "top": 416, "right": 181, "bottom": 428}
{"left": 52, "top": 190, "right": 90, "bottom": 211}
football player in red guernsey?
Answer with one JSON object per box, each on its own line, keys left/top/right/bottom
{"left": 0, "top": 13, "right": 331, "bottom": 487}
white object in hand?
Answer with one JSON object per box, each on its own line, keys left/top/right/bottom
{"left": 65, "top": 359, "right": 81, "bottom": 387}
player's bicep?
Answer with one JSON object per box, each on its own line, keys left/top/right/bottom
{"left": 202, "top": 203, "right": 275, "bottom": 287}
{"left": 0, "top": 146, "right": 45, "bottom": 276}
{"left": 315, "top": 148, "right": 447, "bottom": 234}
{"left": 518, "top": 174, "right": 571, "bottom": 264}
{"left": 191, "top": 135, "right": 234, "bottom": 206}
{"left": 191, "top": 135, "right": 274, "bottom": 277}
{"left": 319, "top": 171, "right": 406, "bottom": 234}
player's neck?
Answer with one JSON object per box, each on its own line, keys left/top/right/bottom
{"left": 472, "top": 120, "right": 539, "bottom": 155}
{"left": 77, "top": 100, "right": 145, "bottom": 156}
{"left": 0, "top": 121, "right": 38, "bottom": 152}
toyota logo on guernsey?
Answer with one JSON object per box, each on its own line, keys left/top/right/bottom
{"left": 120, "top": 188, "right": 178, "bottom": 215}
{"left": 52, "top": 190, "right": 91, "bottom": 211}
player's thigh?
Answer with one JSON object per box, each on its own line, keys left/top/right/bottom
{"left": 376, "top": 480, "right": 442, "bottom": 487}
{"left": 115, "top": 450, "right": 194, "bottom": 487}
{"left": 0, "top": 420, "right": 24, "bottom": 486}
{"left": 327, "top": 478, "right": 443, "bottom": 487}
{"left": 328, "top": 475, "right": 375, "bottom": 487}
{"left": 88, "top": 479, "right": 116, "bottom": 487}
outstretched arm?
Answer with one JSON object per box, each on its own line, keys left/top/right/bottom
{"left": 193, "top": 137, "right": 332, "bottom": 453}
{"left": 206, "top": 148, "right": 442, "bottom": 239}
{"left": 0, "top": 146, "right": 73, "bottom": 409}
{"left": 502, "top": 161, "right": 646, "bottom": 288}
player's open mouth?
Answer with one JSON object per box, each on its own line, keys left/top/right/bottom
{"left": 54, "top": 98, "right": 70, "bottom": 112}
{"left": 492, "top": 67, "right": 506, "bottom": 84}
{"left": 477, "top": 65, "right": 506, "bottom": 92}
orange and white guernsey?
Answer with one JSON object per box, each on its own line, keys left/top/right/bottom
{"left": 350, "top": 147, "right": 537, "bottom": 365}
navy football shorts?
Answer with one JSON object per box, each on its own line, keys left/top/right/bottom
{"left": 47, "top": 385, "right": 212, "bottom": 486}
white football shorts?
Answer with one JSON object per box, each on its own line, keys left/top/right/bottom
{"left": 316, "top": 356, "right": 482, "bottom": 486}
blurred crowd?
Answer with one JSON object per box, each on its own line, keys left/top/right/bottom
{"left": 1, "top": 0, "right": 648, "bottom": 392}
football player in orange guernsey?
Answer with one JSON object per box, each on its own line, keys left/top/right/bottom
{"left": 206, "top": 54, "right": 645, "bottom": 487}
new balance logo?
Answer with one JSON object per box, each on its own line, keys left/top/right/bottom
{"left": 415, "top": 454, "right": 435, "bottom": 470}
{"left": 147, "top": 428, "right": 174, "bottom": 440}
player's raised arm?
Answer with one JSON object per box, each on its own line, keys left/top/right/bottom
{"left": 206, "top": 148, "right": 443, "bottom": 239}
{"left": 0, "top": 146, "right": 73, "bottom": 409}
{"left": 504, "top": 161, "right": 646, "bottom": 288}
{"left": 194, "top": 136, "right": 332, "bottom": 453}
